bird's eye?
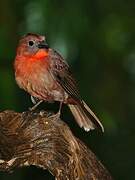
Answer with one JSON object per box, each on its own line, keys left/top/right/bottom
{"left": 28, "top": 40, "right": 34, "bottom": 47}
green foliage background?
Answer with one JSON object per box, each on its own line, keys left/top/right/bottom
{"left": 0, "top": 0, "right": 135, "bottom": 179}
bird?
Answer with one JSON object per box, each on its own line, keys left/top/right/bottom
{"left": 14, "top": 33, "right": 104, "bottom": 132}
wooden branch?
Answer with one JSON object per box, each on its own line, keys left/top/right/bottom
{"left": 0, "top": 110, "right": 112, "bottom": 180}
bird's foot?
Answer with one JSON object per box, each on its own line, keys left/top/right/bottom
{"left": 50, "top": 111, "right": 61, "bottom": 120}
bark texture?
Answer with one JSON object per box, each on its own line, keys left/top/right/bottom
{"left": 0, "top": 110, "right": 112, "bottom": 180}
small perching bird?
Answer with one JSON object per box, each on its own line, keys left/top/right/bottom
{"left": 14, "top": 33, "right": 104, "bottom": 132}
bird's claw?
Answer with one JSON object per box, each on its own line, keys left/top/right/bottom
{"left": 50, "top": 111, "right": 61, "bottom": 120}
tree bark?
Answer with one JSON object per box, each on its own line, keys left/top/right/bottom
{"left": 0, "top": 110, "right": 112, "bottom": 180}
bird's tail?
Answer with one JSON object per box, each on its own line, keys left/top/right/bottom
{"left": 68, "top": 101, "right": 104, "bottom": 132}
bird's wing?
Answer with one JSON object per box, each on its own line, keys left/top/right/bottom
{"left": 49, "top": 50, "right": 104, "bottom": 132}
{"left": 49, "top": 50, "right": 81, "bottom": 101}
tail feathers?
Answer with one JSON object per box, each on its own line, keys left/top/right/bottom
{"left": 68, "top": 101, "right": 104, "bottom": 132}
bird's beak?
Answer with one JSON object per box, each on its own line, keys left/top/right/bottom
{"left": 38, "top": 41, "right": 49, "bottom": 49}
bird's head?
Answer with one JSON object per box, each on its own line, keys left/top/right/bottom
{"left": 16, "top": 33, "right": 49, "bottom": 59}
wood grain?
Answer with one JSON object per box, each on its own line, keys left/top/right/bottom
{"left": 0, "top": 110, "right": 112, "bottom": 180}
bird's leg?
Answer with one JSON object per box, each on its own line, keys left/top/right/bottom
{"left": 50, "top": 101, "right": 63, "bottom": 120}
{"left": 57, "top": 101, "right": 63, "bottom": 116}
{"left": 31, "top": 96, "right": 38, "bottom": 104}
{"left": 29, "top": 100, "right": 43, "bottom": 111}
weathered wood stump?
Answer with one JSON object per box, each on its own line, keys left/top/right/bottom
{"left": 0, "top": 110, "right": 112, "bottom": 180}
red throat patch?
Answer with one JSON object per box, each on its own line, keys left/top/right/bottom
{"left": 33, "top": 49, "right": 49, "bottom": 59}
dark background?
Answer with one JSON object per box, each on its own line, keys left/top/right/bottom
{"left": 0, "top": 0, "right": 135, "bottom": 179}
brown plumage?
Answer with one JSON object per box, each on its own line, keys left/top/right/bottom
{"left": 14, "top": 33, "right": 104, "bottom": 132}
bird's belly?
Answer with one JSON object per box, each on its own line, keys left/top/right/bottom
{"left": 16, "top": 69, "right": 67, "bottom": 102}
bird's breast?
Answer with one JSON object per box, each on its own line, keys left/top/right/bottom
{"left": 15, "top": 58, "right": 67, "bottom": 102}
